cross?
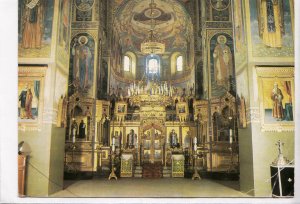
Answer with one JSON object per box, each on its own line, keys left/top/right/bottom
{"left": 276, "top": 140, "right": 284, "bottom": 155}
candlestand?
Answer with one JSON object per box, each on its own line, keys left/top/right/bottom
{"left": 108, "top": 150, "right": 117, "bottom": 180}
{"left": 227, "top": 144, "right": 236, "bottom": 173}
{"left": 192, "top": 153, "right": 201, "bottom": 180}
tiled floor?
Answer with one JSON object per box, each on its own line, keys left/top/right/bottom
{"left": 51, "top": 178, "right": 250, "bottom": 198}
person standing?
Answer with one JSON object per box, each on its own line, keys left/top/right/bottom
{"left": 271, "top": 83, "right": 284, "bottom": 120}
{"left": 19, "top": 85, "right": 28, "bottom": 119}
{"left": 169, "top": 129, "right": 178, "bottom": 148}
{"left": 25, "top": 88, "right": 34, "bottom": 119}
{"left": 79, "top": 120, "right": 86, "bottom": 139}
{"left": 213, "top": 35, "right": 233, "bottom": 88}
{"left": 72, "top": 36, "right": 93, "bottom": 90}
{"left": 21, "top": 0, "right": 45, "bottom": 49}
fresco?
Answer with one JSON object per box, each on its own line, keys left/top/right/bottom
{"left": 210, "top": 0, "right": 230, "bottom": 21}
{"left": 58, "top": 0, "right": 71, "bottom": 52}
{"left": 113, "top": 0, "right": 193, "bottom": 54}
{"left": 233, "top": 0, "right": 246, "bottom": 53}
{"left": 75, "top": 0, "right": 94, "bottom": 21}
{"left": 97, "top": 59, "right": 109, "bottom": 99}
{"left": 249, "top": 0, "right": 294, "bottom": 57}
{"left": 210, "top": 33, "right": 235, "bottom": 97}
{"left": 262, "top": 80, "right": 293, "bottom": 123}
{"left": 68, "top": 33, "right": 95, "bottom": 97}
{"left": 18, "top": 79, "right": 40, "bottom": 122}
{"left": 18, "top": 0, "right": 54, "bottom": 58}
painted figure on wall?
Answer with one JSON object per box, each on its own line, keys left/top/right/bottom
{"left": 18, "top": 80, "right": 40, "bottom": 120}
{"left": 69, "top": 34, "right": 95, "bottom": 96}
{"left": 25, "top": 88, "right": 34, "bottom": 119}
{"left": 283, "top": 81, "right": 293, "bottom": 121}
{"left": 19, "top": 85, "right": 28, "bottom": 119}
{"left": 256, "top": 0, "right": 284, "bottom": 48}
{"left": 79, "top": 120, "right": 86, "bottom": 139}
{"left": 57, "top": 95, "right": 67, "bottom": 127}
{"left": 72, "top": 36, "right": 93, "bottom": 89}
{"left": 20, "top": 0, "right": 45, "bottom": 49}
{"left": 59, "top": 0, "right": 70, "bottom": 50}
{"left": 97, "top": 59, "right": 108, "bottom": 99}
{"left": 213, "top": 35, "right": 233, "bottom": 88}
{"left": 169, "top": 129, "right": 178, "bottom": 148}
{"left": 127, "top": 129, "right": 137, "bottom": 149}
{"left": 233, "top": 0, "right": 245, "bottom": 52}
{"left": 271, "top": 82, "right": 284, "bottom": 120}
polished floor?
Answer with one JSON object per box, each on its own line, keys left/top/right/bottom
{"left": 51, "top": 178, "right": 250, "bottom": 198}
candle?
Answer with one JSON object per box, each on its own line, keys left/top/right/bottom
{"left": 229, "top": 129, "right": 233, "bottom": 144}
{"left": 112, "top": 137, "right": 116, "bottom": 152}
{"left": 72, "top": 136, "right": 76, "bottom": 143}
{"left": 194, "top": 143, "right": 197, "bottom": 152}
{"left": 194, "top": 137, "right": 197, "bottom": 144}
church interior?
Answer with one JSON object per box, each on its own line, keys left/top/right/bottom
{"left": 16, "top": 0, "right": 296, "bottom": 199}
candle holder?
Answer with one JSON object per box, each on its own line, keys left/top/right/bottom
{"left": 108, "top": 149, "right": 118, "bottom": 180}
{"left": 192, "top": 153, "right": 201, "bottom": 180}
{"left": 227, "top": 144, "right": 236, "bottom": 173}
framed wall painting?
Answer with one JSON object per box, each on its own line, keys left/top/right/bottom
{"left": 18, "top": 66, "right": 46, "bottom": 130}
{"left": 256, "top": 67, "right": 294, "bottom": 132}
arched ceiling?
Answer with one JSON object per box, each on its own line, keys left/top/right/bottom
{"left": 113, "top": 0, "right": 193, "bottom": 54}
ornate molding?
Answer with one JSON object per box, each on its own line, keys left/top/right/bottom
{"left": 206, "top": 29, "right": 233, "bottom": 42}
{"left": 261, "top": 124, "right": 295, "bottom": 132}
{"left": 18, "top": 66, "right": 47, "bottom": 77}
{"left": 256, "top": 67, "right": 294, "bottom": 78}
{"left": 205, "top": 22, "right": 232, "bottom": 28}
{"left": 71, "top": 22, "right": 99, "bottom": 29}
{"left": 71, "top": 30, "right": 98, "bottom": 41}
{"left": 248, "top": 107, "right": 260, "bottom": 124}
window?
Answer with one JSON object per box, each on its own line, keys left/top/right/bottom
{"left": 124, "top": 55, "right": 130, "bottom": 71}
{"left": 148, "top": 58, "right": 159, "bottom": 74}
{"left": 176, "top": 56, "right": 183, "bottom": 71}
{"left": 146, "top": 55, "right": 160, "bottom": 76}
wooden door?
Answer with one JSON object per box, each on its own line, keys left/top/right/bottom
{"left": 142, "top": 127, "right": 163, "bottom": 164}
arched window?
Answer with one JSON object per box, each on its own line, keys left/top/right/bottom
{"left": 176, "top": 56, "right": 183, "bottom": 71}
{"left": 124, "top": 55, "right": 130, "bottom": 72}
{"left": 146, "top": 55, "right": 160, "bottom": 76}
{"left": 148, "top": 58, "right": 159, "bottom": 74}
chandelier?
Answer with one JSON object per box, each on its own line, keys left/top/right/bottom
{"left": 140, "top": 0, "right": 165, "bottom": 54}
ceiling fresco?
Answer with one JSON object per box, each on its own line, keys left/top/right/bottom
{"left": 113, "top": 0, "right": 193, "bottom": 54}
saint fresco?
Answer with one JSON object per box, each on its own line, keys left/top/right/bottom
{"left": 18, "top": 0, "right": 54, "bottom": 58}
{"left": 68, "top": 34, "right": 95, "bottom": 97}
{"left": 18, "top": 79, "right": 40, "bottom": 122}
{"left": 210, "top": 33, "right": 235, "bottom": 97}
{"left": 263, "top": 80, "right": 294, "bottom": 123}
